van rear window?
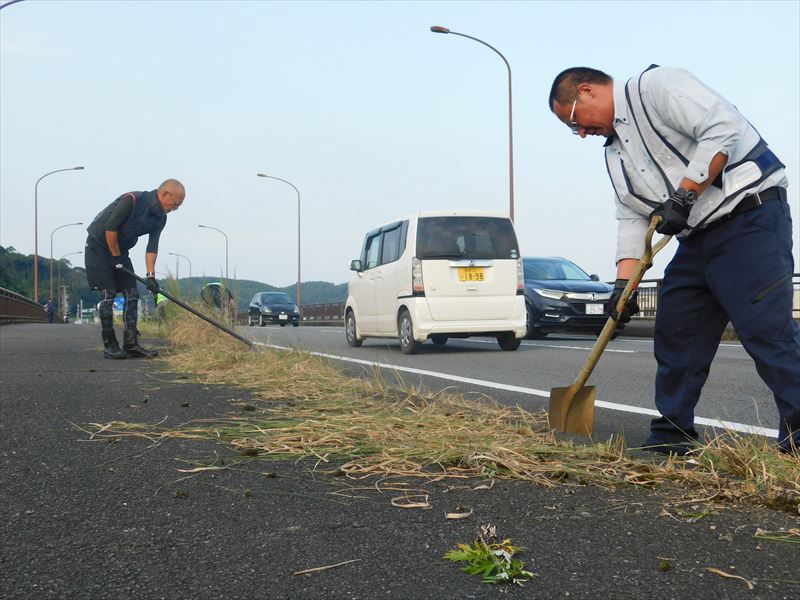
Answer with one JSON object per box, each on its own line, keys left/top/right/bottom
{"left": 416, "top": 216, "right": 519, "bottom": 260}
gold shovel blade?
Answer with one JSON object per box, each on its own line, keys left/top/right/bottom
{"left": 548, "top": 385, "right": 596, "bottom": 436}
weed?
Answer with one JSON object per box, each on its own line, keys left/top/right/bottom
{"left": 444, "top": 538, "right": 535, "bottom": 585}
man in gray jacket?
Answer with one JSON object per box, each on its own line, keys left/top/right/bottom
{"left": 548, "top": 65, "right": 798, "bottom": 455}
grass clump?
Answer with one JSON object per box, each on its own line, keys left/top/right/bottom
{"left": 444, "top": 537, "right": 535, "bottom": 586}
{"left": 88, "top": 313, "right": 800, "bottom": 512}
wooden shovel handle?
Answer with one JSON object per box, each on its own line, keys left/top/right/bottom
{"left": 572, "top": 216, "right": 671, "bottom": 390}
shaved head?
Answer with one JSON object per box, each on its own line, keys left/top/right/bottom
{"left": 157, "top": 178, "right": 185, "bottom": 213}
{"left": 158, "top": 178, "right": 185, "bottom": 195}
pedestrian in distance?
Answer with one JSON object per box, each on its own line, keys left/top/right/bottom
{"left": 548, "top": 65, "right": 799, "bottom": 455}
{"left": 84, "top": 179, "right": 185, "bottom": 359}
{"left": 45, "top": 298, "right": 56, "bottom": 324}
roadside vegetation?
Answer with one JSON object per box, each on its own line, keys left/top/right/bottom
{"left": 106, "top": 309, "right": 799, "bottom": 514}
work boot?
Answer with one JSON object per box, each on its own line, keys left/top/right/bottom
{"left": 123, "top": 329, "right": 159, "bottom": 358}
{"left": 101, "top": 330, "right": 127, "bottom": 360}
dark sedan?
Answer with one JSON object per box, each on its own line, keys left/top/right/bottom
{"left": 248, "top": 292, "right": 300, "bottom": 327}
{"left": 523, "top": 256, "right": 616, "bottom": 339}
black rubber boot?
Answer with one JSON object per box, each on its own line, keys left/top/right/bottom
{"left": 123, "top": 329, "right": 159, "bottom": 358}
{"left": 101, "top": 330, "right": 127, "bottom": 360}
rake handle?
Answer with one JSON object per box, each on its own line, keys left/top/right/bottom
{"left": 121, "top": 267, "right": 254, "bottom": 349}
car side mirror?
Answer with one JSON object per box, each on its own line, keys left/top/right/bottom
{"left": 590, "top": 274, "right": 600, "bottom": 281}
{"left": 350, "top": 259, "right": 363, "bottom": 272}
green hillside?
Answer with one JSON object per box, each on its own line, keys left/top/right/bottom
{"left": 0, "top": 246, "right": 347, "bottom": 313}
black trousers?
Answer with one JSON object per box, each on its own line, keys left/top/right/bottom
{"left": 84, "top": 237, "right": 139, "bottom": 337}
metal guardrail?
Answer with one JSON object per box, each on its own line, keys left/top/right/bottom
{"left": 301, "top": 301, "right": 346, "bottom": 321}
{"left": 298, "top": 274, "right": 800, "bottom": 322}
{"left": 0, "top": 287, "right": 48, "bottom": 324}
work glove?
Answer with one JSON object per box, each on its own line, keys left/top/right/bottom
{"left": 112, "top": 255, "right": 124, "bottom": 271}
{"left": 649, "top": 188, "right": 697, "bottom": 235}
{"left": 607, "top": 279, "right": 639, "bottom": 325}
{"left": 145, "top": 275, "right": 159, "bottom": 294}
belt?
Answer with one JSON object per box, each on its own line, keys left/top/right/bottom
{"left": 728, "top": 186, "right": 784, "bottom": 217}
{"left": 701, "top": 186, "right": 785, "bottom": 232}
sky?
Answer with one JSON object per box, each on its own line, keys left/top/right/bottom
{"left": 1, "top": 0, "right": 798, "bottom": 289}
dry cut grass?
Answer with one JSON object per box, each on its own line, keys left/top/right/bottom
{"left": 89, "top": 313, "right": 800, "bottom": 513}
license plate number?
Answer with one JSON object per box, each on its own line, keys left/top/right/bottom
{"left": 458, "top": 267, "right": 485, "bottom": 282}
{"left": 586, "top": 303, "right": 604, "bottom": 315}
{"left": 279, "top": 314, "right": 288, "bottom": 320}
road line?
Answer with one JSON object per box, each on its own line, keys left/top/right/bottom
{"left": 253, "top": 341, "right": 778, "bottom": 439}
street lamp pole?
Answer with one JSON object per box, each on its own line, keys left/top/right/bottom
{"left": 57, "top": 251, "right": 82, "bottom": 321}
{"left": 167, "top": 252, "right": 192, "bottom": 279}
{"left": 50, "top": 222, "right": 83, "bottom": 302}
{"left": 430, "top": 26, "right": 515, "bottom": 222}
{"left": 198, "top": 225, "right": 228, "bottom": 288}
{"left": 34, "top": 166, "right": 85, "bottom": 302}
{"left": 256, "top": 173, "right": 301, "bottom": 307}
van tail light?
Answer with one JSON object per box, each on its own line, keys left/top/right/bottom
{"left": 517, "top": 258, "right": 524, "bottom": 291}
{"left": 412, "top": 257, "right": 424, "bottom": 293}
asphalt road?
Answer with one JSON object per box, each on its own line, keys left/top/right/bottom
{"left": 2, "top": 323, "right": 798, "bottom": 600}
{"left": 242, "top": 325, "right": 779, "bottom": 449}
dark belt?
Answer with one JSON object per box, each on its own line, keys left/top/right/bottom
{"left": 728, "top": 186, "right": 784, "bottom": 217}
{"left": 701, "top": 186, "right": 785, "bottom": 232}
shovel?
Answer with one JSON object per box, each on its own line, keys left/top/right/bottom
{"left": 121, "top": 267, "right": 254, "bottom": 350}
{"left": 548, "top": 216, "right": 671, "bottom": 436}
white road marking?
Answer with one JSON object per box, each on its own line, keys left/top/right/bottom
{"left": 304, "top": 329, "right": 634, "bottom": 353}
{"left": 253, "top": 341, "right": 778, "bottom": 439}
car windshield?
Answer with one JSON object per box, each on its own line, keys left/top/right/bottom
{"left": 416, "top": 216, "right": 519, "bottom": 260}
{"left": 260, "top": 293, "right": 292, "bottom": 304}
{"left": 523, "top": 258, "right": 592, "bottom": 281}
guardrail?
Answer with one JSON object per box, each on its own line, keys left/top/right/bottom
{"left": 301, "top": 301, "right": 346, "bottom": 322}
{"left": 0, "top": 287, "right": 48, "bottom": 324}
{"left": 297, "top": 273, "right": 800, "bottom": 322}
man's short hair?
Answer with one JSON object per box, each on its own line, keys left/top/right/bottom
{"left": 158, "top": 179, "right": 185, "bottom": 193}
{"left": 548, "top": 67, "right": 612, "bottom": 110}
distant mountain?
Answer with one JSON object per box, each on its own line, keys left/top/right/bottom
{"left": 185, "top": 277, "right": 347, "bottom": 309}
{"left": 0, "top": 246, "right": 347, "bottom": 312}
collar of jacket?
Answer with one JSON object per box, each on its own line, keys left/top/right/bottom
{"left": 143, "top": 189, "right": 166, "bottom": 216}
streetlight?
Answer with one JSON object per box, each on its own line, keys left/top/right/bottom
{"left": 430, "top": 25, "right": 515, "bottom": 222}
{"left": 167, "top": 252, "right": 192, "bottom": 281}
{"left": 256, "top": 173, "right": 301, "bottom": 307}
{"left": 57, "top": 251, "right": 82, "bottom": 321}
{"left": 198, "top": 225, "right": 228, "bottom": 288}
{"left": 50, "top": 222, "right": 83, "bottom": 302}
{"left": 34, "top": 166, "right": 85, "bottom": 302}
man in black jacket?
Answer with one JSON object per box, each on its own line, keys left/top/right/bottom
{"left": 85, "top": 179, "right": 185, "bottom": 359}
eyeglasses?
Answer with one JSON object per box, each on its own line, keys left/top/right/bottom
{"left": 568, "top": 91, "right": 580, "bottom": 135}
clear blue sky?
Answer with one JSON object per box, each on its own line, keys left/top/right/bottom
{"left": 2, "top": 0, "right": 798, "bottom": 287}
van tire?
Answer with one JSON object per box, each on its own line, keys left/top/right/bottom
{"left": 398, "top": 310, "right": 421, "bottom": 355}
{"left": 497, "top": 333, "right": 521, "bottom": 351}
{"left": 259, "top": 315, "right": 266, "bottom": 327}
{"left": 345, "top": 311, "right": 363, "bottom": 347}
{"left": 431, "top": 335, "right": 448, "bottom": 346}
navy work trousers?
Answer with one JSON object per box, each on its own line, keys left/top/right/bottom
{"left": 651, "top": 190, "right": 800, "bottom": 451}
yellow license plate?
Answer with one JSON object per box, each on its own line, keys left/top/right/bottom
{"left": 458, "top": 267, "right": 485, "bottom": 282}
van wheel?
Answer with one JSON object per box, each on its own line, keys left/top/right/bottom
{"left": 259, "top": 315, "right": 266, "bottom": 327}
{"left": 431, "top": 335, "right": 448, "bottom": 346}
{"left": 345, "top": 311, "right": 363, "bottom": 347}
{"left": 398, "top": 310, "right": 421, "bottom": 355}
{"left": 248, "top": 315, "right": 255, "bottom": 326}
{"left": 497, "top": 333, "right": 521, "bottom": 351}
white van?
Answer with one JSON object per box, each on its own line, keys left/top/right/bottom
{"left": 345, "top": 211, "right": 527, "bottom": 354}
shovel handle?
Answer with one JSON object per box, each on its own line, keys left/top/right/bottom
{"left": 572, "top": 216, "right": 671, "bottom": 390}
{"left": 121, "top": 267, "right": 254, "bottom": 349}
